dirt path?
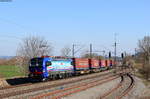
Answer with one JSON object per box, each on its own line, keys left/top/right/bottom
{"left": 0, "top": 78, "right": 9, "bottom": 88}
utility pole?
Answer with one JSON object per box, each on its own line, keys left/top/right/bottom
{"left": 135, "top": 48, "right": 137, "bottom": 58}
{"left": 72, "top": 44, "right": 84, "bottom": 58}
{"left": 90, "top": 44, "right": 92, "bottom": 58}
{"left": 114, "top": 42, "right": 117, "bottom": 62}
{"left": 114, "top": 33, "right": 117, "bottom": 66}
{"left": 102, "top": 50, "right": 105, "bottom": 58}
{"left": 72, "top": 44, "right": 75, "bottom": 58}
{"left": 125, "top": 51, "right": 126, "bottom": 57}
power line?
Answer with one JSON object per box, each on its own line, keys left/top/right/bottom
{"left": 87, "top": 44, "right": 107, "bottom": 58}
{"left": 72, "top": 44, "right": 85, "bottom": 58}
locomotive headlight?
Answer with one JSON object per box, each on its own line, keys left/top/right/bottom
{"left": 43, "top": 70, "right": 45, "bottom": 72}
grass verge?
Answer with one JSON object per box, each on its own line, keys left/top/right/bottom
{"left": 0, "top": 65, "right": 25, "bottom": 78}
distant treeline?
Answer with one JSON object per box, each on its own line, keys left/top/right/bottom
{"left": 0, "top": 57, "right": 17, "bottom": 66}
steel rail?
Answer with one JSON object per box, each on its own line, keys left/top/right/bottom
{"left": 32, "top": 75, "right": 120, "bottom": 99}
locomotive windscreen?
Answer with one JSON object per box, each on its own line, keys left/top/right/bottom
{"left": 30, "top": 58, "right": 43, "bottom": 67}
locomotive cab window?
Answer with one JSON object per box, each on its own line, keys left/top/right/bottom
{"left": 30, "top": 58, "right": 43, "bottom": 67}
{"left": 46, "top": 61, "right": 52, "bottom": 66}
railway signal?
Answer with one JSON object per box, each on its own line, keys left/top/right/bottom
{"left": 109, "top": 51, "right": 111, "bottom": 59}
{"left": 121, "top": 53, "right": 124, "bottom": 59}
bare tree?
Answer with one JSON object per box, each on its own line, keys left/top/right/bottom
{"left": 61, "top": 46, "right": 71, "bottom": 57}
{"left": 139, "top": 36, "right": 150, "bottom": 63}
{"left": 16, "top": 36, "right": 53, "bottom": 74}
{"left": 81, "top": 50, "right": 104, "bottom": 59}
{"left": 122, "top": 55, "right": 135, "bottom": 69}
{"left": 138, "top": 36, "right": 150, "bottom": 80}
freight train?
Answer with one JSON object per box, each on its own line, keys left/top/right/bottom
{"left": 28, "top": 56, "right": 115, "bottom": 81}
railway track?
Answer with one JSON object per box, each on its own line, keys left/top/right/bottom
{"left": 99, "top": 73, "right": 134, "bottom": 99}
{"left": 0, "top": 70, "right": 118, "bottom": 91}
{"left": 0, "top": 70, "right": 117, "bottom": 91}
{"left": 0, "top": 82, "right": 33, "bottom": 90}
{"left": 31, "top": 74, "right": 120, "bottom": 99}
{"left": 0, "top": 68, "right": 128, "bottom": 91}
{"left": 0, "top": 69, "right": 132, "bottom": 99}
{"left": 0, "top": 70, "right": 116, "bottom": 99}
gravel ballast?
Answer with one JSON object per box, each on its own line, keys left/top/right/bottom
{"left": 63, "top": 75, "right": 149, "bottom": 99}
{"left": 63, "top": 77, "right": 121, "bottom": 99}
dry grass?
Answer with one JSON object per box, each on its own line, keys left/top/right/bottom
{"left": 134, "top": 63, "right": 142, "bottom": 69}
{"left": 134, "top": 66, "right": 150, "bottom": 87}
{"left": 0, "top": 58, "right": 17, "bottom": 66}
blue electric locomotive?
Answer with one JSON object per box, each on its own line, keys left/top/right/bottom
{"left": 28, "top": 56, "right": 74, "bottom": 81}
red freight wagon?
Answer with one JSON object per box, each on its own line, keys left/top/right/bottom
{"left": 106, "top": 60, "right": 110, "bottom": 66}
{"left": 73, "top": 58, "right": 89, "bottom": 70}
{"left": 100, "top": 60, "right": 107, "bottom": 68}
{"left": 91, "top": 59, "right": 100, "bottom": 68}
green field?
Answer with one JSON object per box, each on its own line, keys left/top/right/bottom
{"left": 0, "top": 65, "right": 25, "bottom": 78}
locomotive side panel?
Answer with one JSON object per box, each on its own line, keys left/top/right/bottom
{"left": 47, "top": 60, "right": 74, "bottom": 72}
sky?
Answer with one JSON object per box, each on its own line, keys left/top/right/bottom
{"left": 0, "top": 0, "right": 149, "bottom": 56}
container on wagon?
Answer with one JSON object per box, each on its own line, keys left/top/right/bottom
{"left": 90, "top": 59, "right": 100, "bottom": 69}
{"left": 106, "top": 60, "right": 110, "bottom": 66}
{"left": 73, "top": 58, "right": 89, "bottom": 70}
{"left": 100, "top": 60, "right": 107, "bottom": 68}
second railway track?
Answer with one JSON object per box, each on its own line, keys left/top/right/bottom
{"left": 99, "top": 73, "right": 134, "bottom": 99}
